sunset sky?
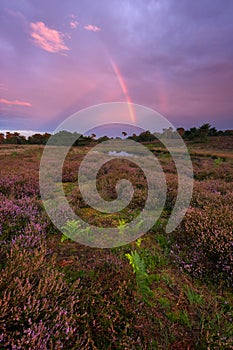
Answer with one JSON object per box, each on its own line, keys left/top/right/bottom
{"left": 0, "top": 0, "right": 233, "bottom": 133}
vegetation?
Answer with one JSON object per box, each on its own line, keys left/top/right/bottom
{"left": 125, "top": 250, "right": 152, "bottom": 302}
{"left": 0, "top": 135, "right": 232, "bottom": 349}
{"left": 0, "top": 123, "right": 232, "bottom": 145}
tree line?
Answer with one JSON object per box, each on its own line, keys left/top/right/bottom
{"left": 0, "top": 123, "right": 232, "bottom": 145}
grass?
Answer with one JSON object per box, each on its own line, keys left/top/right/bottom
{"left": 185, "top": 286, "right": 204, "bottom": 305}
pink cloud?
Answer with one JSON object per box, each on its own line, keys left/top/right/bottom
{"left": 30, "top": 21, "right": 69, "bottom": 53}
{"left": 0, "top": 98, "right": 32, "bottom": 107}
{"left": 84, "top": 24, "right": 101, "bottom": 32}
{"left": 70, "top": 20, "right": 79, "bottom": 29}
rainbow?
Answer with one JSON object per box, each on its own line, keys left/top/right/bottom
{"left": 109, "top": 58, "right": 136, "bottom": 123}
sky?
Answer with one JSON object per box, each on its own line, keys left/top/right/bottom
{"left": 0, "top": 0, "right": 233, "bottom": 134}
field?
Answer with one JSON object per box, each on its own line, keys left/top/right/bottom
{"left": 0, "top": 136, "right": 232, "bottom": 349}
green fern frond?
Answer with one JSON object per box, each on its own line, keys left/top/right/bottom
{"left": 61, "top": 220, "right": 81, "bottom": 242}
{"left": 118, "top": 219, "right": 128, "bottom": 235}
{"left": 135, "top": 238, "right": 142, "bottom": 248}
{"left": 125, "top": 250, "right": 152, "bottom": 300}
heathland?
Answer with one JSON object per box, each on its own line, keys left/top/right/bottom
{"left": 0, "top": 135, "right": 232, "bottom": 349}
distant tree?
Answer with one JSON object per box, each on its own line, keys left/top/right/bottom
{"left": 198, "top": 123, "right": 211, "bottom": 141}
{"left": 183, "top": 123, "right": 221, "bottom": 141}
{"left": 162, "top": 127, "right": 175, "bottom": 139}
{"left": 28, "top": 133, "right": 51, "bottom": 145}
{"left": 43, "top": 133, "right": 52, "bottom": 144}
{"left": 97, "top": 136, "right": 109, "bottom": 143}
{"left": 5, "top": 132, "right": 26, "bottom": 144}
{"left": 49, "top": 131, "right": 77, "bottom": 146}
{"left": 183, "top": 127, "right": 198, "bottom": 140}
{"left": 177, "top": 127, "right": 185, "bottom": 138}
{"left": 199, "top": 123, "right": 211, "bottom": 131}
{"left": 18, "top": 135, "right": 27, "bottom": 144}
{"left": 128, "top": 133, "right": 137, "bottom": 141}
{"left": 223, "top": 129, "right": 233, "bottom": 136}
{"left": 136, "top": 130, "right": 156, "bottom": 142}
{"left": 0, "top": 133, "right": 5, "bottom": 144}
{"left": 5, "top": 132, "right": 16, "bottom": 144}
{"left": 75, "top": 134, "right": 92, "bottom": 146}
{"left": 208, "top": 127, "right": 218, "bottom": 136}
{"left": 122, "top": 131, "right": 127, "bottom": 138}
{"left": 48, "top": 131, "right": 93, "bottom": 147}
{"left": 130, "top": 133, "right": 138, "bottom": 140}
{"left": 91, "top": 133, "right": 96, "bottom": 140}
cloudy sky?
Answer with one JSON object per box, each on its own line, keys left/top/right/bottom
{"left": 0, "top": 0, "right": 233, "bottom": 133}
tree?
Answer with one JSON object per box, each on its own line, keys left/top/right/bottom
{"left": 5, "top": 132, "right": 26, "bottom": 144}
{"left": 162, "top": 127, "right": 175, "bottom": 139}
{"left": 136, "top": 130, "right": 156, "bottom": 142}
{"left": 198, "top": 123, "right": 211, "bottom": 141}
{"left": 183, "top": 127, "right": 198, "bottom": 140}
{"left": 49, "top": 131, "right": 77, "bottom": 146}
{"left": 0, "top": 133, "right": 5, "bottom": 144}
{"left": 209, "top": 127, "right": 218, "bottom": 136}
{"left": 97, "top": 136, "right": 109, "bottom": 143}
{"left": 28, "top": 133, "right": 51, "bottom": 145}
{"left": 177, "top": 127, "right": 185, "bottom": 138}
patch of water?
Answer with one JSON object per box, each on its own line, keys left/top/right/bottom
{"left": 108, "top": 151, "right": 136, "bottom": 157}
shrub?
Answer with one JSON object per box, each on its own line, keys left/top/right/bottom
{"left": 0, "top": 195, "right": 42, "bottom": 240}
{"left": 171, "top": 205, "right": 233, "bottom": 287}
{"left": 0, "top": 237, "right": 84, "bottom": 349}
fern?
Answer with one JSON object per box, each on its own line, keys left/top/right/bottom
{"left": 61, "top": 220, "right": 93, "bottom": 243}
{"left": 61, "top": 220, "right": 81, "bottom": 242}
{"left": 118, "top": 219, "right": 128, "bottom": 235}
{"left": 125, "top": 250, "right": 152, "bottom": 301}
{"left": 61, "top": 233, "right": 70, "bottom": 243}
{"left": 135, "top": 238, "right": 142, "bottom": 248}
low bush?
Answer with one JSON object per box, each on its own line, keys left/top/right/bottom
{"left": 171, "top": 205, "right": 233, "bottom": 287}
